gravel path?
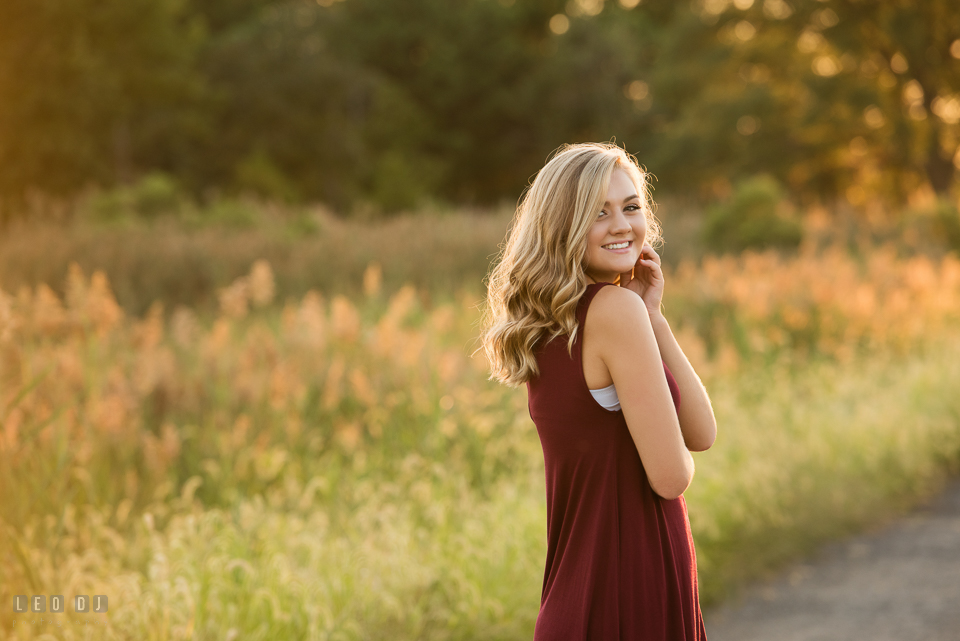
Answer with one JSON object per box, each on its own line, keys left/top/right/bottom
{"left": 703, "top": 478, "right": 960, "bottom": 641}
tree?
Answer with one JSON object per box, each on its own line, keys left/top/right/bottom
{"left": 810, "top": 0, "right": 960, "bottom": 195}
{"left": 0, "top": 0, "right": 205, "bottom": 200}
{"left": 668, "top": 0, "right": 960, "bottom": 200}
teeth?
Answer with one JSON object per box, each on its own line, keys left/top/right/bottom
{"left": 603, "top": 242, "right": 630, "bottom": 249}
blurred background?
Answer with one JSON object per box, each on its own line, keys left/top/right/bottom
{"left": 2, "top": 1, "right": 960, "bottom": 639}
{"left": 2, "top": 0, "right": 960, "bottom": 308}
{"left": 2, "top": 0, "right": 959, "bottom": 211}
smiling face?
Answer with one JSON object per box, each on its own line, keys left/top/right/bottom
{"left": 583, "top": 168, "right": 647, "bottom": 284}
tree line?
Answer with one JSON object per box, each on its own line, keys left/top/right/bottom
{"left": 0, "top": 0, "right": 957, "bottom": 214}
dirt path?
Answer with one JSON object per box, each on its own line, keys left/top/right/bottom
{"left": 703, "top": 478, "right": 960, "bottom": 641}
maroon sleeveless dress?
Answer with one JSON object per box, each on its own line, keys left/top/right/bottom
{"left": 526, "top": 282, "right": 706, "bottom": 640}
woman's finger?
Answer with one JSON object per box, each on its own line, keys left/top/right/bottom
{"left": 640, "top": 259, "right": 664, "bottom": 280}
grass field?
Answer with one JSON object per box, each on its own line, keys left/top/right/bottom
{"left": 2, "top": 216, "right": 960, "bottom": 639}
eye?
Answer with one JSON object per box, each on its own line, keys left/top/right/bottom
{"left": 625, "top": 204, "right": 641, "bottom": 212}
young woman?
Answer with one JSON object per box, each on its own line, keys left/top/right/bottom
{"left": 481, "top": 142, "right": 717, "bottom": 640}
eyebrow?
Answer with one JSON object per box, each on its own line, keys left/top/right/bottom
{"left": 603, "top": 193, "right": 640, "bottom": 205}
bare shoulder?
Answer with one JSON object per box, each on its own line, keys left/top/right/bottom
{"left": 584, "top": 284, "right": 659, "bottom": 373}
{"left": 587, "top": 284, "right": 651, "bottom": 334}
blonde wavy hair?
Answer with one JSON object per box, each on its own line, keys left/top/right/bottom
{"left": 479, "top": 142, "right": 662, "bottom": 388}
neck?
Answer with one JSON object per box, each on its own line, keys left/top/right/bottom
{"left": 585, "top": 274, "right": 616, "bottom": 286}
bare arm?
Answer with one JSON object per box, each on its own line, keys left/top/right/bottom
{"left": 592, "top": 286, "right": 695, "bottom": 499}
{"left": 650, "top": 312, "right": 717, "bottom": 452}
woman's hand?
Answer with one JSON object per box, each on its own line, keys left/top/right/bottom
{"left": 619, "top": 243, "right": 665, "bottom": 317}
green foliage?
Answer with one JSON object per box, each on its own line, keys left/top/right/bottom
{"left": 90, "top": 172, "right": 184, "bottom": 221}
{"left": 0, "top": 0, "right": 958, "bottom": 213}
{"left": 203, "top": 198, "right": 261, "bottom": 229}
{"left": 0, "top": 0, "right": 205, "bottom": 201}
{"left": 134, "top": 174, "right": 183, "bottom": 217}
{"left": 701, "top": 176, "right": 803, "bottom": 253}
{"left": 932, "top": 200, "right": 960, "bottom": 253}
{"left": 234, "top": 151, "right": 301, "bottom": 203}
{"left": 284, "top": 211, "right": 323, "bottom": 239}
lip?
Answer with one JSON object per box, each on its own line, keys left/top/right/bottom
{"left": 601, "top": 240, "right": 633, "bottom": 253}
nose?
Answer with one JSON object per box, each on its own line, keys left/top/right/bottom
{"left": 610, "top": 209, "right": 631, "bottom": 235}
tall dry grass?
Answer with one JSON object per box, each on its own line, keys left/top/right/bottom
{"left": 0, "top": 207, "right": 514, "bottom": 316}
{"left": 1, "top": 239, "right": 960, "bottom": 638}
